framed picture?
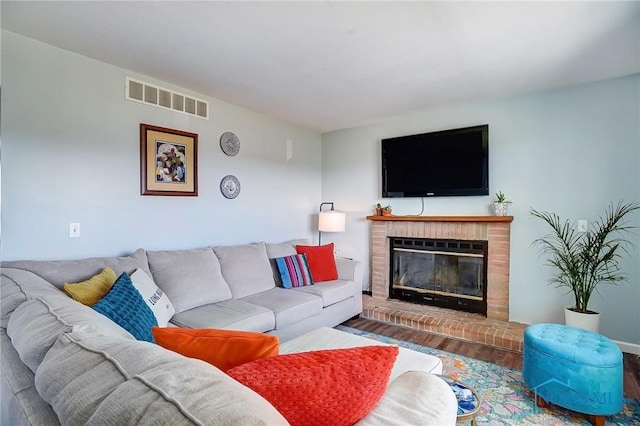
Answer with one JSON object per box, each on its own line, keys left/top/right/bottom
{"left": 140, "top": 123, "right": 198, "bottom": 196}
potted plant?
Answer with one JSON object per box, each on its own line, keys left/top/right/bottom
{"left": 530, "top": 200, "right": 640, "bottom": 332}
{"left": 493, "top": 191, "right": 511, "bottom": 216}
{"left": 375, "top": 203, "right": 383, "bottom": 216}
{"left": 382, "top": 204, "right": 392, "bottom": 216}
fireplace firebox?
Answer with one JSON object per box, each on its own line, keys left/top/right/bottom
{"left": 389, "top": 237, "right": 488, "bottom": 315}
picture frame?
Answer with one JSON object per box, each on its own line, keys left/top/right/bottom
{"left": 140, "top": 123, "right": 198, "bottom": 196}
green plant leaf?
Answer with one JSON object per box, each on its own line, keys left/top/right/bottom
{"left": 530, "top": 200, "right": 639, "bottom": 313}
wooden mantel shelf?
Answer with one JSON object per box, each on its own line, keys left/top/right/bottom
{"left": 366, "top": 215, "right": 513, "bottom": 223}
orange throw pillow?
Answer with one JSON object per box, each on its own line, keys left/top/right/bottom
{"left": 296, "top": 243, "right": 338, "bottom": 282}
{"left": 152, "top": 327, "right": 279, "bottom": 372}
{"left": 227, "top": 346, "right": 398, "bottom": 426}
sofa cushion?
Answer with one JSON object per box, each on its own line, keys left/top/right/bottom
{"left": 296, "top": 243, "right": 338, "bottom": 282}
{"left": 228, "top": 346, "right": 398, "bottom": 426}
{"left": 1, "top": 248, "right": 150, "bottom": 289}
{"left": 1, "top": 268, "right": 66, "bottom": 328}
{"left": 130, "top": 268, "right": 175, "bottom": 327}
{"left": 275, "top": 254, "right": 314, "bottom": 288}
{"left": 146, "top": 247, "right": 232, "bottom": 313}
{"left": 266, "top": 239, "right": 310, "bottom": 286}
{"left": 0, "top": 330, "right": 60, "bottom": 426}
{"left": 265, "top": 239, "right": 311, "bottom": 259}
{"left": 170, "top": 299, "right": 275, "bottom": 332}
{"left": 241, "top": 287, "right": 323, "bottom": 330}
{"left": 213, "top": 242, "right": 276, "bottom": 299}
{"left": 62, "top": 267, "right": 117, "bottom": 306}
{"left": 152, "top": 327, "right": 279, "bottom": 372}
{"left": 93, "top": 272, "right": 158, "bottom": 343}
{"left": 34, "top": 330, "right": 289, "bottom": 425}
{"left": 292, "top": 280, "right": 356, "bottom": 307}
{"left": 355, "top": 371, "right": 458, "bottom": 426}
{"left": 6, "top": 294, "right": 133, "bottom": 374}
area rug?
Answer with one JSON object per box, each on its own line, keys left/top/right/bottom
{"left": 336, "top": 325, "right": 640, "bottom": 426}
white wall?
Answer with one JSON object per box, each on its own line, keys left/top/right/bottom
{"left": 1, "top": 31, "right": 322, "bottom": 260}
{"left": 322, "top": 74, "right": 640, "bottom": 345}
{"left": 3, "top": 30, "right": 639, "bottom": 346}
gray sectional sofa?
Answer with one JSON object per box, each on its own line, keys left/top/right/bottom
{"left": 4, "top": 239, "right": 364, "bottom": 342}
{"left": 1, "top": 239, "right": 458, "bottom": 425}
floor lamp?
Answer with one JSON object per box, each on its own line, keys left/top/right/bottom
{"left": 318, "top": 202, "right": 345, "bottom": 246}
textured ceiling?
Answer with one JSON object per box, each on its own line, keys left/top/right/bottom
{"left": 2, "top": 1, "right": 639, "bottom": 132}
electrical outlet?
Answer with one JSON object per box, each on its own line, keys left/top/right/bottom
{"left": 69, "top": 222, "right": 80, "bottom": 238}
{"left": 577, "top": 220, "right": 588, "bottom": 233}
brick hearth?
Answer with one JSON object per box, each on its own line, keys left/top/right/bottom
{"left": 361, "top": 296, "right": 526, "bottom": 352}
{"left": 364, "top": 215, "right": 526, "bottom": 352}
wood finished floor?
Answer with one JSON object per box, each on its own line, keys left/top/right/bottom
{"left": 344, "top": 317, "right": 640, "bottom": 402}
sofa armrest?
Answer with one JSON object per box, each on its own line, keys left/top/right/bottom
{"left": 335, "top": 258, "right": 364, "bottom": 314}
{"left": 335, "top": 258, "right": 363, "bottom": 288}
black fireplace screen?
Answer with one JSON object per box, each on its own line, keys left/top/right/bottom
{"left": 389, "top": 237, "right": 488, "bottom": 315}
{"left": 393, "top": 250, "right": 484, "bottom": 297}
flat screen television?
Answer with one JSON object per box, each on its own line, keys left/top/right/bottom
{"left": 381, "top": 124, "right": 489, "bottom": 198}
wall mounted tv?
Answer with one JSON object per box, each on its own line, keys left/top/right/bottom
{"left": 381, "top": 124, "right": 489, "bottom": 198}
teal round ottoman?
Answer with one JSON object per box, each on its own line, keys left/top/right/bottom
{"left": 523, "top": 323, "right": 623, "bottom": 426}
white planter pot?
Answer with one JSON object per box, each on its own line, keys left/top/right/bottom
{"left": 564, "top": 307, "right": 600, "bottom": 332}
{"left": 493, "top": 202, "right": 510, "bottom": 216}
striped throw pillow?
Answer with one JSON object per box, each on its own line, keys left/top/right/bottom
{"left": 275, "top": 254, "right": 314, "bottom": 288}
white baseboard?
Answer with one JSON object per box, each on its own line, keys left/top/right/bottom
{"left": 614, "top": 340, "right": 640, "bottom": 355}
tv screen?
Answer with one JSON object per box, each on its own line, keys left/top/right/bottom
{"left": 382, "top": 124, "right": 489, "bottom": 197}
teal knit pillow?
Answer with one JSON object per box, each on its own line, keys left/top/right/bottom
{"left": 93, "top": 272, "right": 158, "bottom": 342}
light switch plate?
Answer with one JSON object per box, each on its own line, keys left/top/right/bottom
{"left": 69, "top": 222, "right": 80, "bottom": 238}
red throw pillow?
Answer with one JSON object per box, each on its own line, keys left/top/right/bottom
{"left": 227, "top": 345, "right": 398, "bottom": 426}
{"left": 152, "top": 327, "right": 279, "bottom": 372}
{"left": 296, "top": 243, "right": 338, "bottom": 282}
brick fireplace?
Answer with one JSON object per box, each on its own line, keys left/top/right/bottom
{"left": 364, "top": 215, "right": 526, "bottom": 351}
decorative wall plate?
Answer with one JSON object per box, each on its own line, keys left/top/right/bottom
{"left": 220, "top": 132, "right": 240, "bottom": 156}
{"left": 220, "top": 175, "right": 241, "bottom": 199}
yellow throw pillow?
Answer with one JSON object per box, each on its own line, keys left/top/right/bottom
{"left": 63, "top": 267, "right": 117, "bottom": 306}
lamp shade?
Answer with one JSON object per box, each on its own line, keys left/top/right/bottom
{"left": 318, "top": 210, "right": 345, "bottom": 233}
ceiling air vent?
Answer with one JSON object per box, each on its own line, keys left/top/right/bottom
{"left": 125, "top": 77, "right": 209, "bottom": 120}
